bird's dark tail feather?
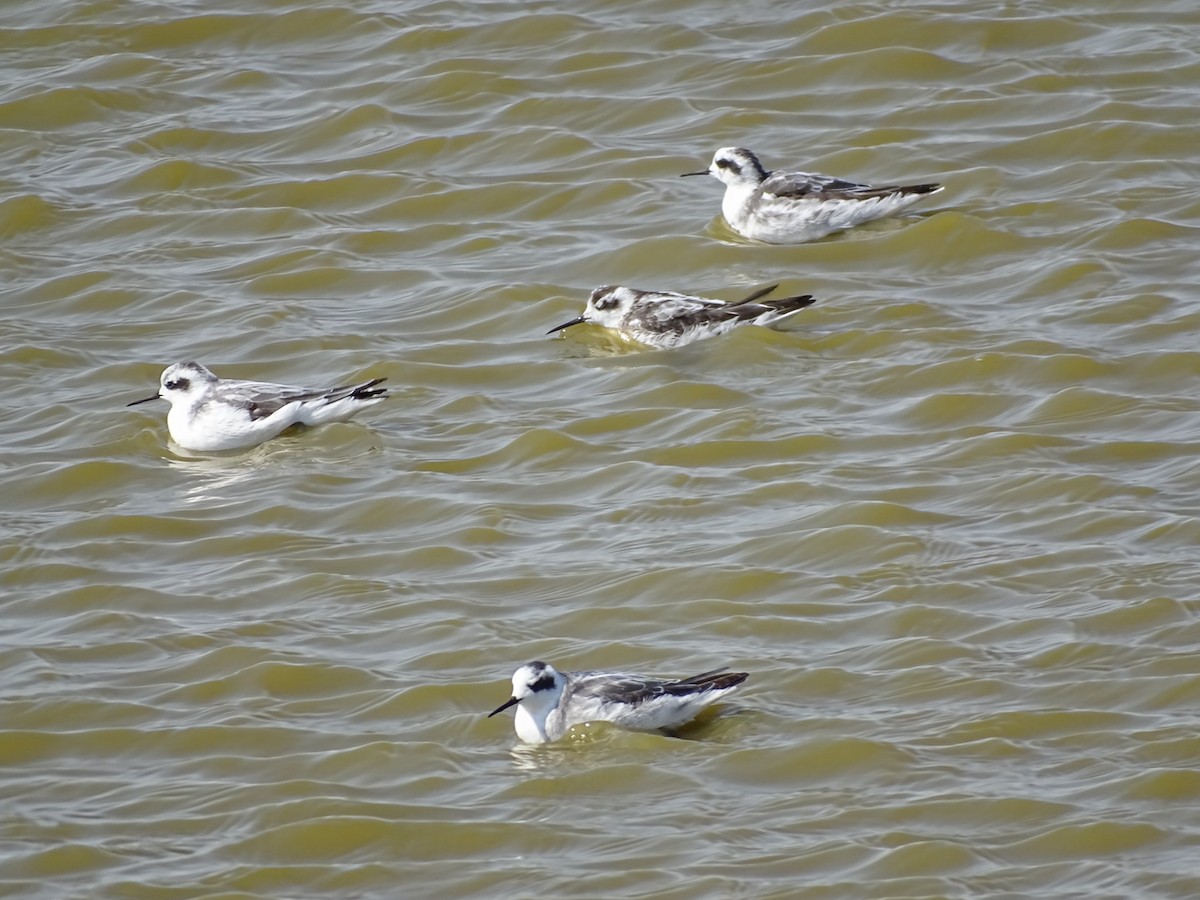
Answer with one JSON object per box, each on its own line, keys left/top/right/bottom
{"left": 349, "top": 377, "right": 388, "bottom": 401}
{"left": 672, "top": 668, "right": 750, "bottom": 693}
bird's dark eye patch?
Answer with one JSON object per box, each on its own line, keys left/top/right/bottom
{"left": 716, "top": 158, "right": 739, "bottom": 173}
{"left": 593, "top": 291, "right": 619, "bottom": 311}
{"left": 529, "top": 674, "right": 556, "bottom": 693}
{"left": 165, "top": 378, "right": 189, "bottom": 391}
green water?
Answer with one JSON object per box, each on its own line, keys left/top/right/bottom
{"left": 3, "top": 0, "right": 1200, "bottom": 897}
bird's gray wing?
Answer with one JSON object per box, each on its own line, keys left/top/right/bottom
{"left": 569, "top": 672, "right": 670, "bottom": 707}
{"left": 666, "top": 668, "right": 748, "bottom": 695}
{"left": 214, "top": 378, "right": 385, "bottom": 421}
{"left": 569, "top": 667, "right": 742, "bottom": 707}
{"left": 656, "top": 287, "right": 816, "bottom": 326}
{"left": 728, "top": 285, "right": 779, "bottom": 306}
{"left": 204, "top": 380, "right": 299, "bottom": 420}
{"left": 761, "top": 170, "right": 879, "bottom": 200}
{"left": 629, "top": 296, "right": 742, "bottom": 335}
{"left": 672, "top": 667, "right": 729, "bottom": 684}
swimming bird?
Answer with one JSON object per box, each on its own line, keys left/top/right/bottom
{"left": 488, "top": 660, "right": 749, "bottom": 744}
{"left": 127, "top": 361, "right": 388, "bottom": 451}
{"left": 681, "top": 146, "right": 943, "bottom": 243}
{"left": 547, "top": 283, "right": 816, "bottom": 349}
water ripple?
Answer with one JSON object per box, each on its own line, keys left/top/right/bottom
{"left": 3, "top": 0, "right": 1200, "bottom": 897}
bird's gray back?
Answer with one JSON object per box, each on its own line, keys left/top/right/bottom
{"left": 211, "top": 379, "right": 372, "bottom": 421}
{"left": 627, "top": 296, "right": 730, "bottom": 335}
{"left": 567, "top": 668, "right": 742, "bottom": 706}
{"left": 566, "top": 671, "right": 671, "bottom": 708}
{"left": 208, "top": 380, "right": 312, "bottom": 420}
{"left": 760, "top": 169, "right": 877, "bottom": 201}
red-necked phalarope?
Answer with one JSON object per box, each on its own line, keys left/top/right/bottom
{"left": 128, "top": 361, "right": 388, "bottom": 451}
{"left": 682, "top": 146, "right": 943, "bottom": 243}
{"left": 488, "top": 660, "right": 749, "bottom": 744}
{"left": 547, "top": 283, "right": 816, "bottom": 349}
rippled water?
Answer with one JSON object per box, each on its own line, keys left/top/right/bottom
{"left": 3, "top": 0, "right": 1200, "bottom": 897}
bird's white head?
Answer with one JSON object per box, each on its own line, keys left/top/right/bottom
{"left": 158, "top": 362, "right": 219, "bottom": 406}
{"left": 128, "top": 360, "right": 219, "bottom": 409}
{"left": 583, "top": 285, "right": 640, "bottom": 329}
{"left": 684, "top": 147, "right": 768, "bottom": 187}
{"left": 488, "top": 660, "right": 567, "bottom": 742}
{"left": 546, "top": 286, "right": 638, "bottom": 335}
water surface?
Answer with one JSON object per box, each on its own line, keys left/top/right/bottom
{"left": 3, "top": 0, "right": 1200, "bottom": 897}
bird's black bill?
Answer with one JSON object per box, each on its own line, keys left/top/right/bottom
{"left": 680, "top": 169, "right": 710, "bottom": 177}
{"left": 126, "top": 393, "right": 161, "bottom": 407}
{"left": 488, "top": 696, "right": 520, "bottom": 717}
{"left": 546, "top": 315, "right": 588, "bottom": 335}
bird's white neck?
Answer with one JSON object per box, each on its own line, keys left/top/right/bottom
{"left": 514, "top": 704, "right": 552, "bottom": 743}
{"left": 721, "top": 181, "right": 759, "bottom": 227}
{"left": 166, "top": 396, "right": 202, "bottom": 430}
{"left": 513, "top": 683, "right": 566, "bottom": 744}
